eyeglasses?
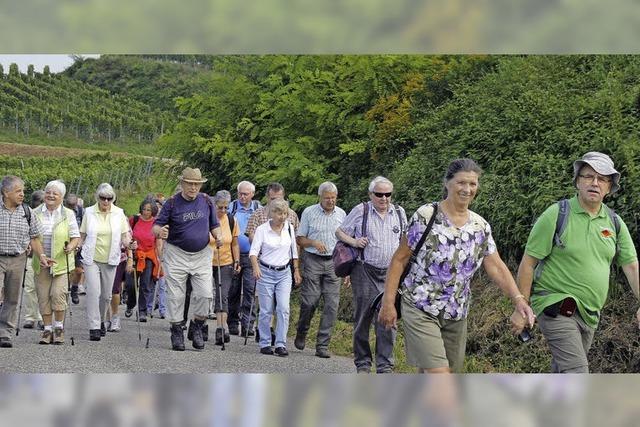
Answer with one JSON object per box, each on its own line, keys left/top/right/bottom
{"left": 373, "top": 192, "right": 392, "bottom": 198}
{"left": 578, "top": 174, "right": 612, "bottom": 184}
{"left": 99, "top": 196, "right": 114, "bottom": 202}
{"left": 216, "top": 205, "right": 228, "bottom": 210}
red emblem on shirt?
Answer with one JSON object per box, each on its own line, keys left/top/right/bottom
{"left": 601, "top": 229, "right": 613, "bottom": 238}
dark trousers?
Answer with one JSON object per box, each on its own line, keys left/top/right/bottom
{"left": 227, "top": 254, "right": 256, "bottom": 328}
{"left": 295, "top": 252, "right": 341, "bottom": 350}
{"left": 351, "top": 261, "right": 396, "bottom": 372}
{"left": 126, "top": 259, "right": 155, "bottom": 315}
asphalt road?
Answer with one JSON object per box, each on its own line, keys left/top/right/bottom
{"left": 0, "top": 295, "right": 355, "bottom": 374}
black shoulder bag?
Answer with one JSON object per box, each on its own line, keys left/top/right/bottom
{"left": 371, "top": 203, "right": 438, "bottom": 320}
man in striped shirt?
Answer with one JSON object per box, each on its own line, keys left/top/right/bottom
{"left": 336, "top": 176, "right": 407, "bottom": 373}
{"left": 293, "top": 182, "right": 346, "bottom": 358}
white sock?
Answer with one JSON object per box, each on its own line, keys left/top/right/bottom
{"left": 44, "top": 325, "right": 53, "bottom": 332}
{"left": 53, "top": 321, "right": 64, "bottom": 329}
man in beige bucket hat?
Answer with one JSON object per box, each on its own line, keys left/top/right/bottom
{"left": 515, "top": 152, "right": 639, "bottom": 372}
{"left": 153, "top": 167, "right": 222, "bottom": 351}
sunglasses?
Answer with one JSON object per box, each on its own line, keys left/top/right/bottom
{"left": 373, "top": 192, "right": 392, "bottom": 198}
{"left": 99, "top": 196, "right": 114, "bottom": 202}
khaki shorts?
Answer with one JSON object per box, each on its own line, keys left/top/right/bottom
{"left": 402, "top": 296, "right": 467, "bottom": 372}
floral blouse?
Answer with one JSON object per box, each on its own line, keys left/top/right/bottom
{"left": 403, "top": 203, "right": 496, "bottom": 320}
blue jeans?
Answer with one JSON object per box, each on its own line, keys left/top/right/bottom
{"left": 256, "top": 265, "right": 291, "bottom": 348}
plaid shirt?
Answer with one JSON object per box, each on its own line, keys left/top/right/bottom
{"left": 0, "top": 197, "right": 43, "bottom": 255}
{"left": 245, "top": 206, "right": 299, "bottom": 239}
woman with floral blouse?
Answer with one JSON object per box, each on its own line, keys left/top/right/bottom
{"left": 378, "top": 158, "right": 535, "bottom": 373}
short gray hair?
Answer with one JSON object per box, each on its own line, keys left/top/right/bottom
{"left": 368, "top": 176, "right": 393, "bottom": 193}
{"left": 1, "top": 175, "right": 23, "bottom": 196}
{"left": 45, "top": 180, "right": 66, "bottom": 198}
{"left": 318, "top": 181, "right": 338, "bottom": 196}
{"left": 269, "top": 198, "right": 289, "bottom": 215}
{"left": 214, "top": 190, "right": 232, "bottom": 204}
{"left": 237, "top": 181, "right": 255, "bottom": 193}
{"left": 95, "top": 183, "right": 116, "bottom": 202}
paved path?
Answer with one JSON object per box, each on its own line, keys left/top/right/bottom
{"left": 0, "top": 296, "right": 355, "bottom": 373}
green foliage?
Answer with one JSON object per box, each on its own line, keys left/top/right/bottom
{"left": 0, "top": 65, "right": 170, "bottom": 144}
{"left": 64, "top": 55, "right": 211, "bottom": 113}
{"left": 392, "top": 55, "right": 640, "bottom": 260}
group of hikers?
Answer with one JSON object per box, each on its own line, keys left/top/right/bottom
{"left": 0, "top": 151, "right": 638, "bottom": 373}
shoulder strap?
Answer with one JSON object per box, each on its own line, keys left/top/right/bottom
{"left": 605, "top": 205, "right": 621, "bottom": 258}
{"left": 361, "top": 202, "right": 369, "bottom": 238}
{"left": 227, "top": 212, "right": 235, "bottom": 234}
{"left": 22, "top": 203, "right": 31, "bottom": 226}
{"left": 399, "top": 203, "right": 438, "bottom": 291}
{"left": 230, "top": 200, "right": 238, "bottom": 215}
{"left": 252, "top": 200, "right": 260, "bottom": 211}
{"left": 394, "top": 204, "right": 404, "bottom": 242}
{"left": 554, "top": 199, "right": 570, "bottom": 248}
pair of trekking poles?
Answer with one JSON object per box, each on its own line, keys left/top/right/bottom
{"left": 16, "top": 241, "right": 75, "bottom": 346}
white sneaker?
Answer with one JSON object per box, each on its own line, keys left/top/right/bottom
{"left": 109, "top": 316, "right": 121, "bottom": 332}
{"left": 78, "top": 284, "right": 86, "bottom": 295}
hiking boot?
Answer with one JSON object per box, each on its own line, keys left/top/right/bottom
{"left": 71, "top": 285, "right": 80, "bottom": 304}
{"left": 294, "top": 333, "right": 306, "bottom": 350}
{"left": 191, "top": 319, "right": 205, "bottom": 350}
{"left": 23, "top": 320, "right": 35, "bottom": 329}
{"left": 39, "top": 330, "right": 53, "bottom": 345}
{"left": 315, "top": 348, "right": 331, "bottom": 358}
{"left": 228, "top": 323, "right": 239, "bottom": 336}
{"left": 139, "top": 312, "right": 147, "bottom": 323}
{"left": 53, "top": 328, "right": 64, "bottom": 345}
{"left": 180, "top": 320, "right": 187, "bottom": 330}
{"left": 124, "top": 308, "right": 133, "bottom": 318}
{"left": 109, "top": 316, "right": 121, "bottom": 332}
{"left": 89, "top": 329, "right": 101, "bottom": 341}
{"left": 275, "top": 347, "right": 289, "bottom": 357}
{"left": 100, "top": 322, "right": 106, "bottom": 337}
{"left": 170, "top": 323, "right": 185, "bottom": 351}
{"left": 215, "top": 327, "right": 223, "bottom": 346}
{"left": 37, "top": 320, "right": 44, "bottom": 331}
{"left": 224, "top": 330, "right": 230, "bottom": 343}
{"left": 241, "top": 325, "right": 254, "bottom": 337}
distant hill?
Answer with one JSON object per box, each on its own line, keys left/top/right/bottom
{"left": 63, "top": 55, "right": 211, "bottom": 112}
{"left": 0, "top": 62, "right": 171, "bottom": 144}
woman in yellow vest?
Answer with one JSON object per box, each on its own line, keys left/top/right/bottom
{"left": 33, "top": 180, "right": 81, "bottom": 345}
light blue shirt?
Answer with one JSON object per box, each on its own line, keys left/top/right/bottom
{"left": 296, "top": 203, "right": 346, "bottom": 255}
{"left": 228, "top": 199, "right": 262, "bottom": 254}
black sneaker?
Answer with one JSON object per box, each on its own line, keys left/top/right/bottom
{"left": 89, "top": 329, "right": 101, "bottom": 341}
{"left": 275, "top": 347, "right": 289, "bottom": 357}
{"left": 100, "top": 322, "right": 106, "bottom": 337}
{"left": 124, "top": 308, "right": 133, "bottom": 318}
{"left": 224, "top": 330, "right": 230, "bottom": 343}
{"left": 260, "top": 346, "right": 274, "bottom": 355}
{"left": 0, "top": 336, "right": 13, "bottom": 348}
{"left": 22, "top": 320, "right": 35, "bottom": 329}
{"left": 315, "top": 348, "right": 331, "bottom": 358}
{"left": 170, "top": 324, "right": 185, "bottom": 351}
{"left": 71, "top": 285, "right": 79, "bottom": 305}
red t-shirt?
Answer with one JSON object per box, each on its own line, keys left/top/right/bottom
{"left": 130, "top": 216, "right": 156, "bottom": 251}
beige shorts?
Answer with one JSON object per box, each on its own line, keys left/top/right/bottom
{"left": 402, "top": 296, "right": 468, "bottom": 372}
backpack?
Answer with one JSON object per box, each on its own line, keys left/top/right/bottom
{"left": 22, "top": 203, "right": 31, "bottom": 226}
{"left": 534, "top": 198, "right": 621, "bottom": 281}
{"left": 229, "top": 199, "right": 260, "bottom": 216}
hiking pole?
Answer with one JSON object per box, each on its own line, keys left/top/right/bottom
{"left": 145, "top": 254, "right": 162, "bottom": 349}
{"left": 15, "top": 251, "right": 29, "bottom": 337}
{"left": 133, "top": 265, "right": 141, "bottom": 342}
{"left": 216, "top": 250, "right": 225, "bottom": 351}
{"left": 64, "top": 241, "right": 75, "bottom": 346}
{"left": 244, "top": 274, "right": 257, "bottom": 346}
